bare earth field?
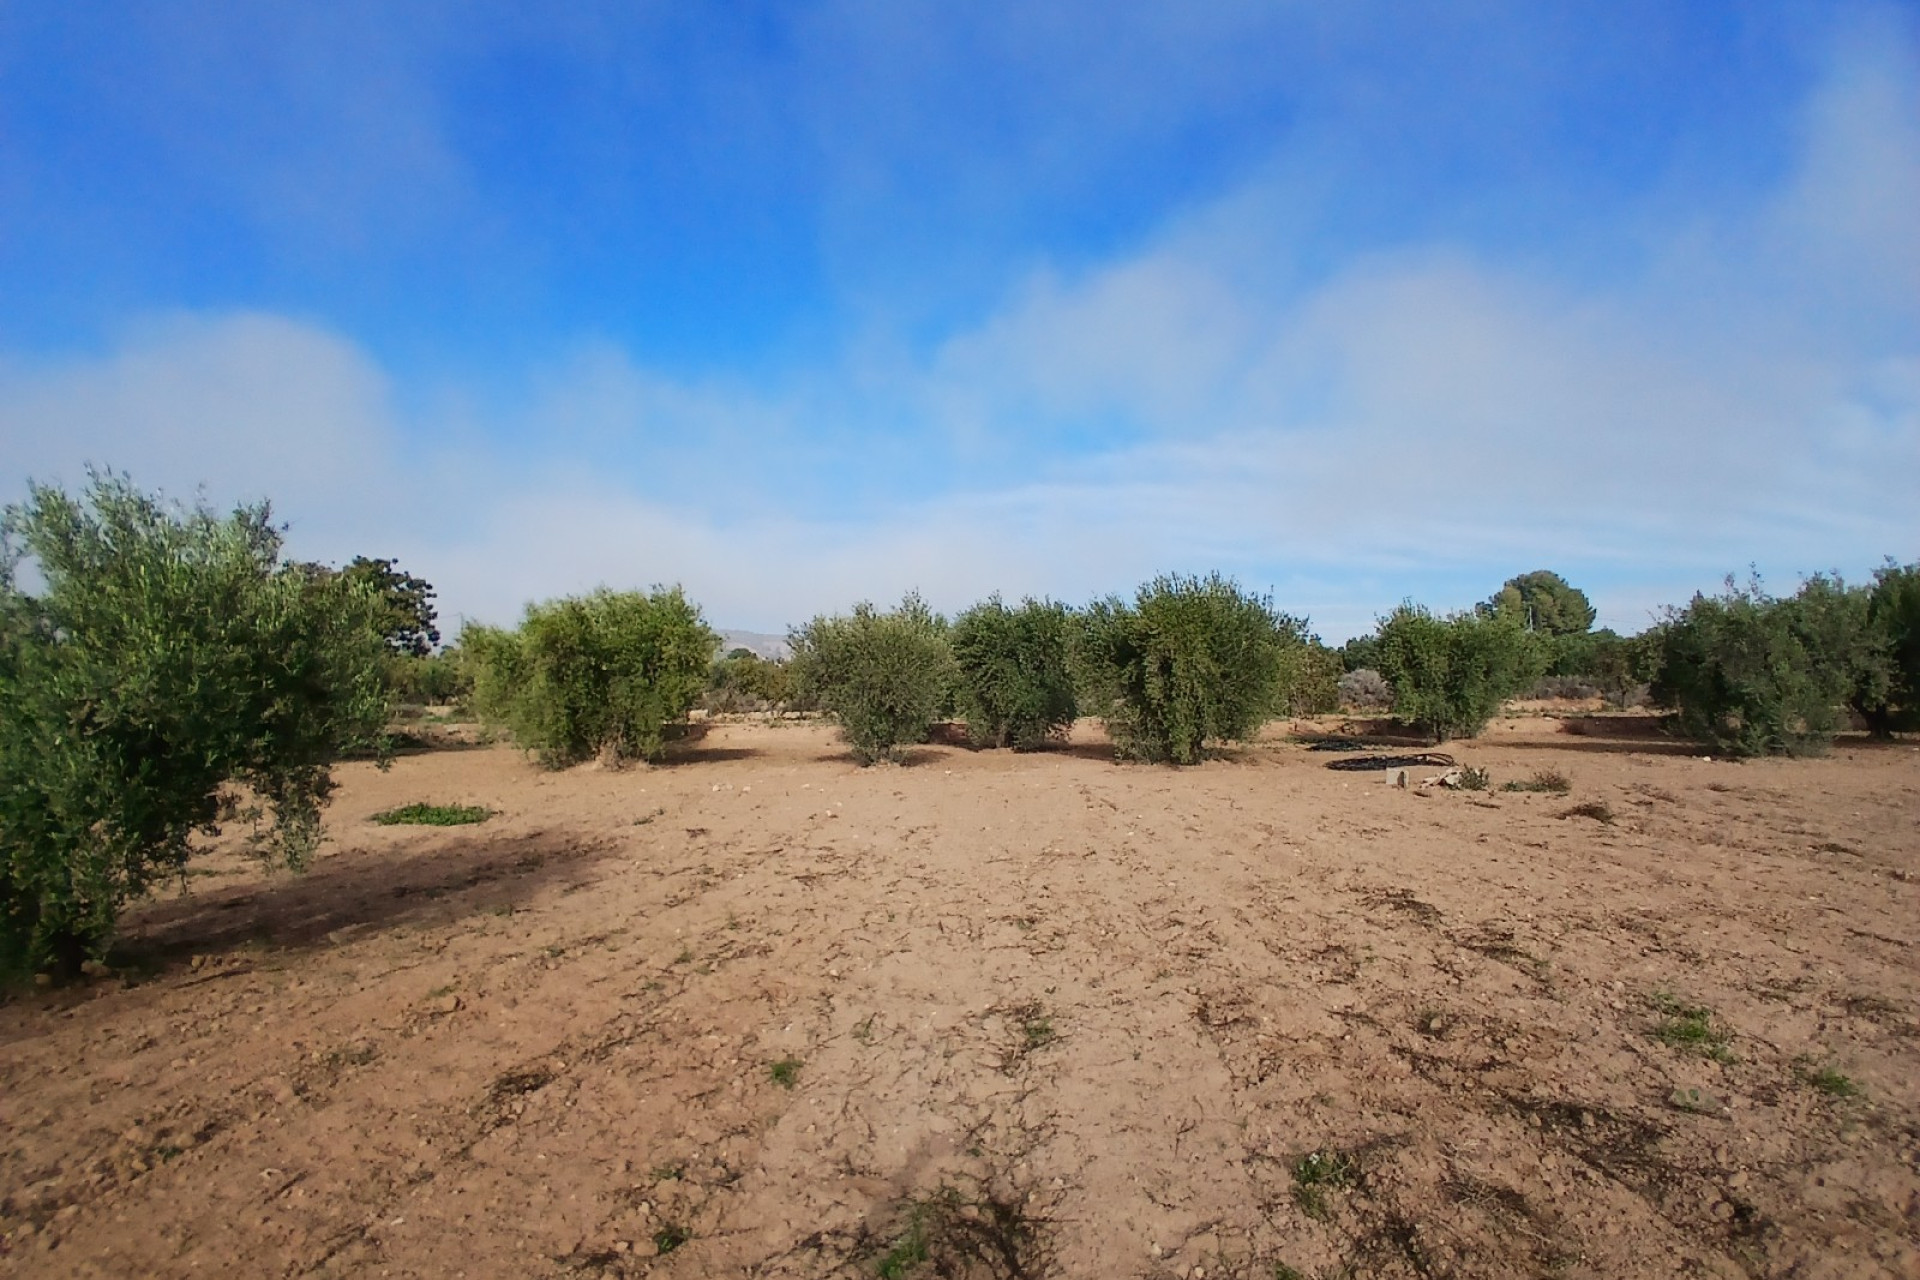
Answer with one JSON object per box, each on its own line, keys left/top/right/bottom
{"left": 3, "top": 716, "right": 1918, "bottom": 1279}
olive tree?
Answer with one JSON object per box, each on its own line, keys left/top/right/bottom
{"left": 1653, "top": 572, "right": 1900, "bottom": 757}
{"left": 1, "top": 475, "right": 388, "bottom": 974}
{"left": 1860, "top": 561, "right": 1920, "bottom": 736}
{"left": 1073, "top": 573, "right": 1292, "bottom": 764}
{"left": 789, "top": 594, "right": 955, "bottom": 764}
{"left": 950, "top": 596, "right": 1078, "bottom": 749}
{"left": 465, "top": 587, "right": 718, "bottom": 767}
{"left": 1374, "top": 605, "right": 1543, "bottom": 742}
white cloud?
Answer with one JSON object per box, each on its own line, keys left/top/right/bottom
{"left": 931, "top": 254, "right": 1257, "bottom": 438}
{"left": 1767, "top": 15, "right": 1920, "bottom": 309}
{"left": 0, "top": 312, "right": 401, "bottom": 526}
{"left": 3, "top": 22, "right": 1915, "bottom": 642}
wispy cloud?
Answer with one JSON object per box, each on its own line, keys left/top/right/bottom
{"left": 1, "top": 8, "right": 1913, "bottom": 641}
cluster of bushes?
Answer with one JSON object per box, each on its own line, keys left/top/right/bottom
{"left": 5, "top": 471, "right": 1913, "bottom": 975}
{"left": 290, "top": 555, "right": 477, "bottom": 711}
{"left": 293, "top": 555, "right": 465, "bottom": 708}
{"left": 1331, "top": 564, "right": 1920, "bottom": 756}
{"left": 1652, "top": 568, "right": 1919, "bottom": 757}
{"left": 779, "top": 560, "right": 1920, "bottom": 759}
{"left": 1340, "top": 571, "right": 1613, "bottom": 727}
{"left": 1332, "top": 579, "right": 1567, "bottom": 739}
{"left": 484, "top": 574, "right": 1340, "bottom": 769}
{"left": 384, "top": 650, "right": 472, "bottom": 706}
{"left": 787, "top": 575, "right": 1325, "bottom": 766}
{"left": 1530, "top": 629, "right": 1660, "bottom": 705}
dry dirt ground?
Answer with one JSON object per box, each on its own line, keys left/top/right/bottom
{"left": 3, "top": 715, "right": 1919, "bottom": 1279}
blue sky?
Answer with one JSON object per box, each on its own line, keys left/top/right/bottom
{"left": 2, "top": 1, "right": 1915, "bottom": 640}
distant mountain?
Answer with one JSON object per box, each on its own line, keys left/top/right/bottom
{"left": 717, "top": 629, "right": 792, "bottom": 661}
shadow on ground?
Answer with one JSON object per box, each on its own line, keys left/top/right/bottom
{"left": 656, "top": 744, "right": 764, "bottom": 766}
{"left": 114, "top": 828, "right": 616, "bottom": 971}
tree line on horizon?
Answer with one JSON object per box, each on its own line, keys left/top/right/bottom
{"left": 3, "top": 473, "right": 1917, "bottom": 973}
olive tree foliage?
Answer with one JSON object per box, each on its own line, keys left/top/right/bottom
{"left": 1652, "top": 572, "right": 1904, "bottom": 757}
{"left": 464, "top": 588, "right": 717, "bottom": 768}
{"left": 384, "top": 648, "right": 471, "bottom": 706}
{"left": 1274, "top": 640, "right": 1343, "bottom": 716}
{"left": 1374, "top": 605, "right": 1544, "bottom": 742}
{"left": 1860, "top": 561, "right": 1920, "bottom": 736}
{"left": 292, "top": 556, "right": 450, "bottom": 705}
{"left": 1652, "top": 578, "right": 1839, "bottom": 757}
{"left": 1482, "top": 570, "right": 1597, "bottom": 637}
{"left": 0, "top": 475, "right": 389, "bottom": 973}
{"left": 949, "top": 596, "right": 1078, "bottom": 749}
{"left": 789, "top": 594, "right": 956, "bottom": 764}
{"left": 1072, "top": 573, "right": 1292, "bottom": 765}
{"left": 704, "top": 649, "right": 794, "bottom": 713}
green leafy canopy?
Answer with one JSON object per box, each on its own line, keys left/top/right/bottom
{"left": 950, "top": 595, "right": 1078, "bottom": 750}
{"left": 1651, "top": 569, "right": 1915, "bottom": 757}
{"left": 1482, "top": 570, "right": 1596, "bottom": 637}
{"left": 1374, "top": 605, "right": 1544, "bottom": 742}
{"left": 1, "top": 473, "right": 390, "bottom": 973}
{"left": 1073, "top": 573, "right": 1295, "bottom": 764}
{"left": 465, "top": 587, "right": 718, "bottom": 768}
{"left": 789, "top": 593, "right": 955, "bottom": 765}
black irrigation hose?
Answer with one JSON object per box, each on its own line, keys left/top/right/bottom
{"left": 1324, "top": 753, "right": 1456, "bottom": 772}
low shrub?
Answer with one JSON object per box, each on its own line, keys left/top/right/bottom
{"left": 1372, "top": 606, "right": 1544, "bottom": 742}
{"left": 1607, "top": 682, "right": 1654, "bottom": 710}
{"left": 372, "top": 803, "right": 492, "bottom": 826}
{"left": 465, "top": 587, "right": 717, "bottom": 767}
{"left": 872, "top": 1186, "right": 1044, "bottom": 1280}
{"left": 950, "top": 596, "right": 1077, "bottom": 749}
{"left": 789, "top": 594, "right": 955, "bottom": 764}
{"left": 1649, "top": 991, "right": 1734, "bottom": 1062}
{"left": 1290, "top": 1149, "right": 1360, "bottom": 1221}
{"left": 1803, "top": 1065, "right": 1860, "bottom": 1099}
{"left": 1527, "top": 674, "right": 1601, "bottom": 701}
{"left": 1502, "top": 768, "right": 1571, "bottom": 794}
{"left": 1337, "top": 667, "right": 1393, "bottom": 711}
{"left": 1073, "top": 573, "right": 1291, "bottom": 764}
{"left": 1456, "top": 765, "right": 1492, "bottom": 791}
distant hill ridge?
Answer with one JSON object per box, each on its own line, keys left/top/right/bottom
{"left": 717, "top": 629, "right": 792, "bottom": 661}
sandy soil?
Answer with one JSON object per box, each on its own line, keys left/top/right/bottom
{"left": 3, "top": 715, "right": 1918, "bottom": 1279}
